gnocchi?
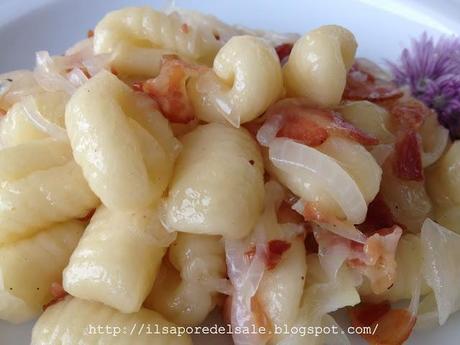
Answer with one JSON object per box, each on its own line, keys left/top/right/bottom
{"left": 0, "top": 221, "right": 84, "bottom": 323}
{"left": 0, "top": 6, "right": 457, "bottom": 345}
{"left": 145, "top": 233, "right": 226, "bottom": 325}
{"left": 188, "top": 35, "right": 284, "bottom": 127}
{"left": 63, "top": 205, "right": 172, "bottom": 313}
{"left": 65, "top": 70, "right": 176, "bottom": 211}
{"left": 0, "top": 138, "right": 98, "bottom": 244}
{"left": 31, "top": 297, "right": 193, "bottom": 345}
{"left": 94, "top": 7, "right": 223, "bottom": 76}
{"left": 284, "top": 25, "right": 357, "bottom": 107}
{"left": 162, "top": 123, "right": 265, "bottom": 239}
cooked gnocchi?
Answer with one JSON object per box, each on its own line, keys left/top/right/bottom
{"left": 0, "top": 5, "right": 457, "bottom": 345}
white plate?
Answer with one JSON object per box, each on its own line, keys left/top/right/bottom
{"left": 0, "top": 0, "right": 459, "bottom": 344}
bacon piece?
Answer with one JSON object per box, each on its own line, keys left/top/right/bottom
{"left": 349, "top": 301, "right": 416, "bottom": 345}
{"left": 384, "top": 98, "right": 430, "bottom": 182}
{"left": 245, "top": 239, "right": 292, "bottom": 270}
{"left": 138, "top": 55, "right": 206, "bottom": 123}
{"left": 344, "top": 59, "right": 403, "bottom": 102}
{"left": 275, "top": 43, "right": 293, "bottom": 63}
{"left": 350, "top": 301, "right": 391, "bottom": 326}
{"left": 357, "top": 194, "right": 397, "bottom": 234}
{"left": 266, "top": 240, "right": 291, "bottom": 270}
{"left": 43, "top": 282, "right": 68, "bottom": 311}
{"left": 302, "top": 202, "right": 327, "bottom": 222}
{"left": 266, "top": 98, "right": 379, "bottom": 147}
{"left": 277, "top": 112, "right": 329, "bottom": 146}
{"left": 350, "top": 227, "right": 402, "bottom": 294}
{"left": 332, "top": 113, "right": 380, "bottom": 145}
{"left": 390, "top": 98, "right": 431, "bottom": 130}
{"left": 393, "top": 130, "right": 423, "bottom": 181}
{"left": 315, "top": 226, "right": 402, "bottom": 294}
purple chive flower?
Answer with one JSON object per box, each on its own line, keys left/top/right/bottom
{"left": 388, "top": 33, "right": 460, "bottom": 138}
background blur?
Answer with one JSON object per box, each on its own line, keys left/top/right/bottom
{"left": 0, "top": 0, "right": 459, "bottom": 72}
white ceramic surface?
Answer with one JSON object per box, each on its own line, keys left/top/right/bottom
{"left": 0, "top": 0, "right": 459, "bottom": 344}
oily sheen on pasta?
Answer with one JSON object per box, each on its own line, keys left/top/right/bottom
{"left": 0, "top": 70, "right": 42, "bottom": 111}
{"left": 284, "top": 25, "right": 357, "bottom": 107}
{"left": 63, "top": 205, "right": 172, "bottom": 313}
{"left": 162, "top": 123, "right": 265, "bottom": 239}
{"left": 337, "top": 101, "right": 395, "bottom": 144}
{"left": 0, "top": 221, "right": 84, "bottom": 323}
{"left": 0, "top": 139, "right": 98, "bottom": 244}
{"left": 94, "top": 7, "right": 223, "bottom": 76}
{"left": 31, "top": 297, "right": 192, "bottom": 345}
{"left": 65, "top": 70, "right": 175, "bottom": 211}
{"left": 0, "top": 90, "right": 68, "bottom": 147}
{"left": 1, "top": 101, "right": 46, "bottom": 146}
{"left": 145, "top": 233, "right": 226, "bottom": 326}
{"left": 188, "top": 35, "right": 284, "bottom": 127}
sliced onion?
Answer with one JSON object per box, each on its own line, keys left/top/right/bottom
{"left": 292, "top": 199, "right": 366, "bottom": 243}
{"left": 225, "top": 181, "right": 289, "bottom": 345}
{"left": 34, "top": 45, "right": 108, "bottom": 94}
{"left": 277, "top": 255, "right": 360, "bottom": 345}
{"left": 279, "top": 222, "right": 305, "bottom": 239}
{"left": 83, "top": 54, "right": 111, "bottom": 77}
{"left": 225, "top": 236, "right": 267, "bottom": 345}
{"left": 66, "top": 38, "right": 110, "bottom": 77}
{"left": 355, "top": 58, "right": 393, "bottom": 82}
{"left": 314, "top": 226, "right": 350, "bottom": 279}
{"left": 319, "top": 222, "right": 367, "bottom": 244}
{"left": 202, "top": 277, "right": 233, "bottom": 296}
{"left": 408, "top": 275, "right": 422, "bottom": 317}
{"left": 421, "top": 125, "right": 449, "bottom": 167}
{"left": 65, "top": 37, "right": 94, "bottom": 59}
{"left": 34, "top": 51, "right": 76, "bottom": 94}
{"left": 67, "top": 68, "right": 89, "bottom": 87}
{"left": 270, "top": 138, "right": 367, "bottom": 224}
{"left": 415, "top": 293, "right": 439, "bottom": 330}
{"left": 0, "top": 70, "right": 42, "bottom": 109}
{"left": 236, "top": 25, "right": 301, "bottom": 47}
{"left": 21, "top": 96, "right": 67, "bottom": 140}
{"left": 256, "top": 113, "right": 283, "bottom": 147}
{"left": 421, "top": 218, "right": 460, "bottom": 325}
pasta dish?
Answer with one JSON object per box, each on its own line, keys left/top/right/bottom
{"left": 0, "top": 6, "right": 459, "bottom": 345}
